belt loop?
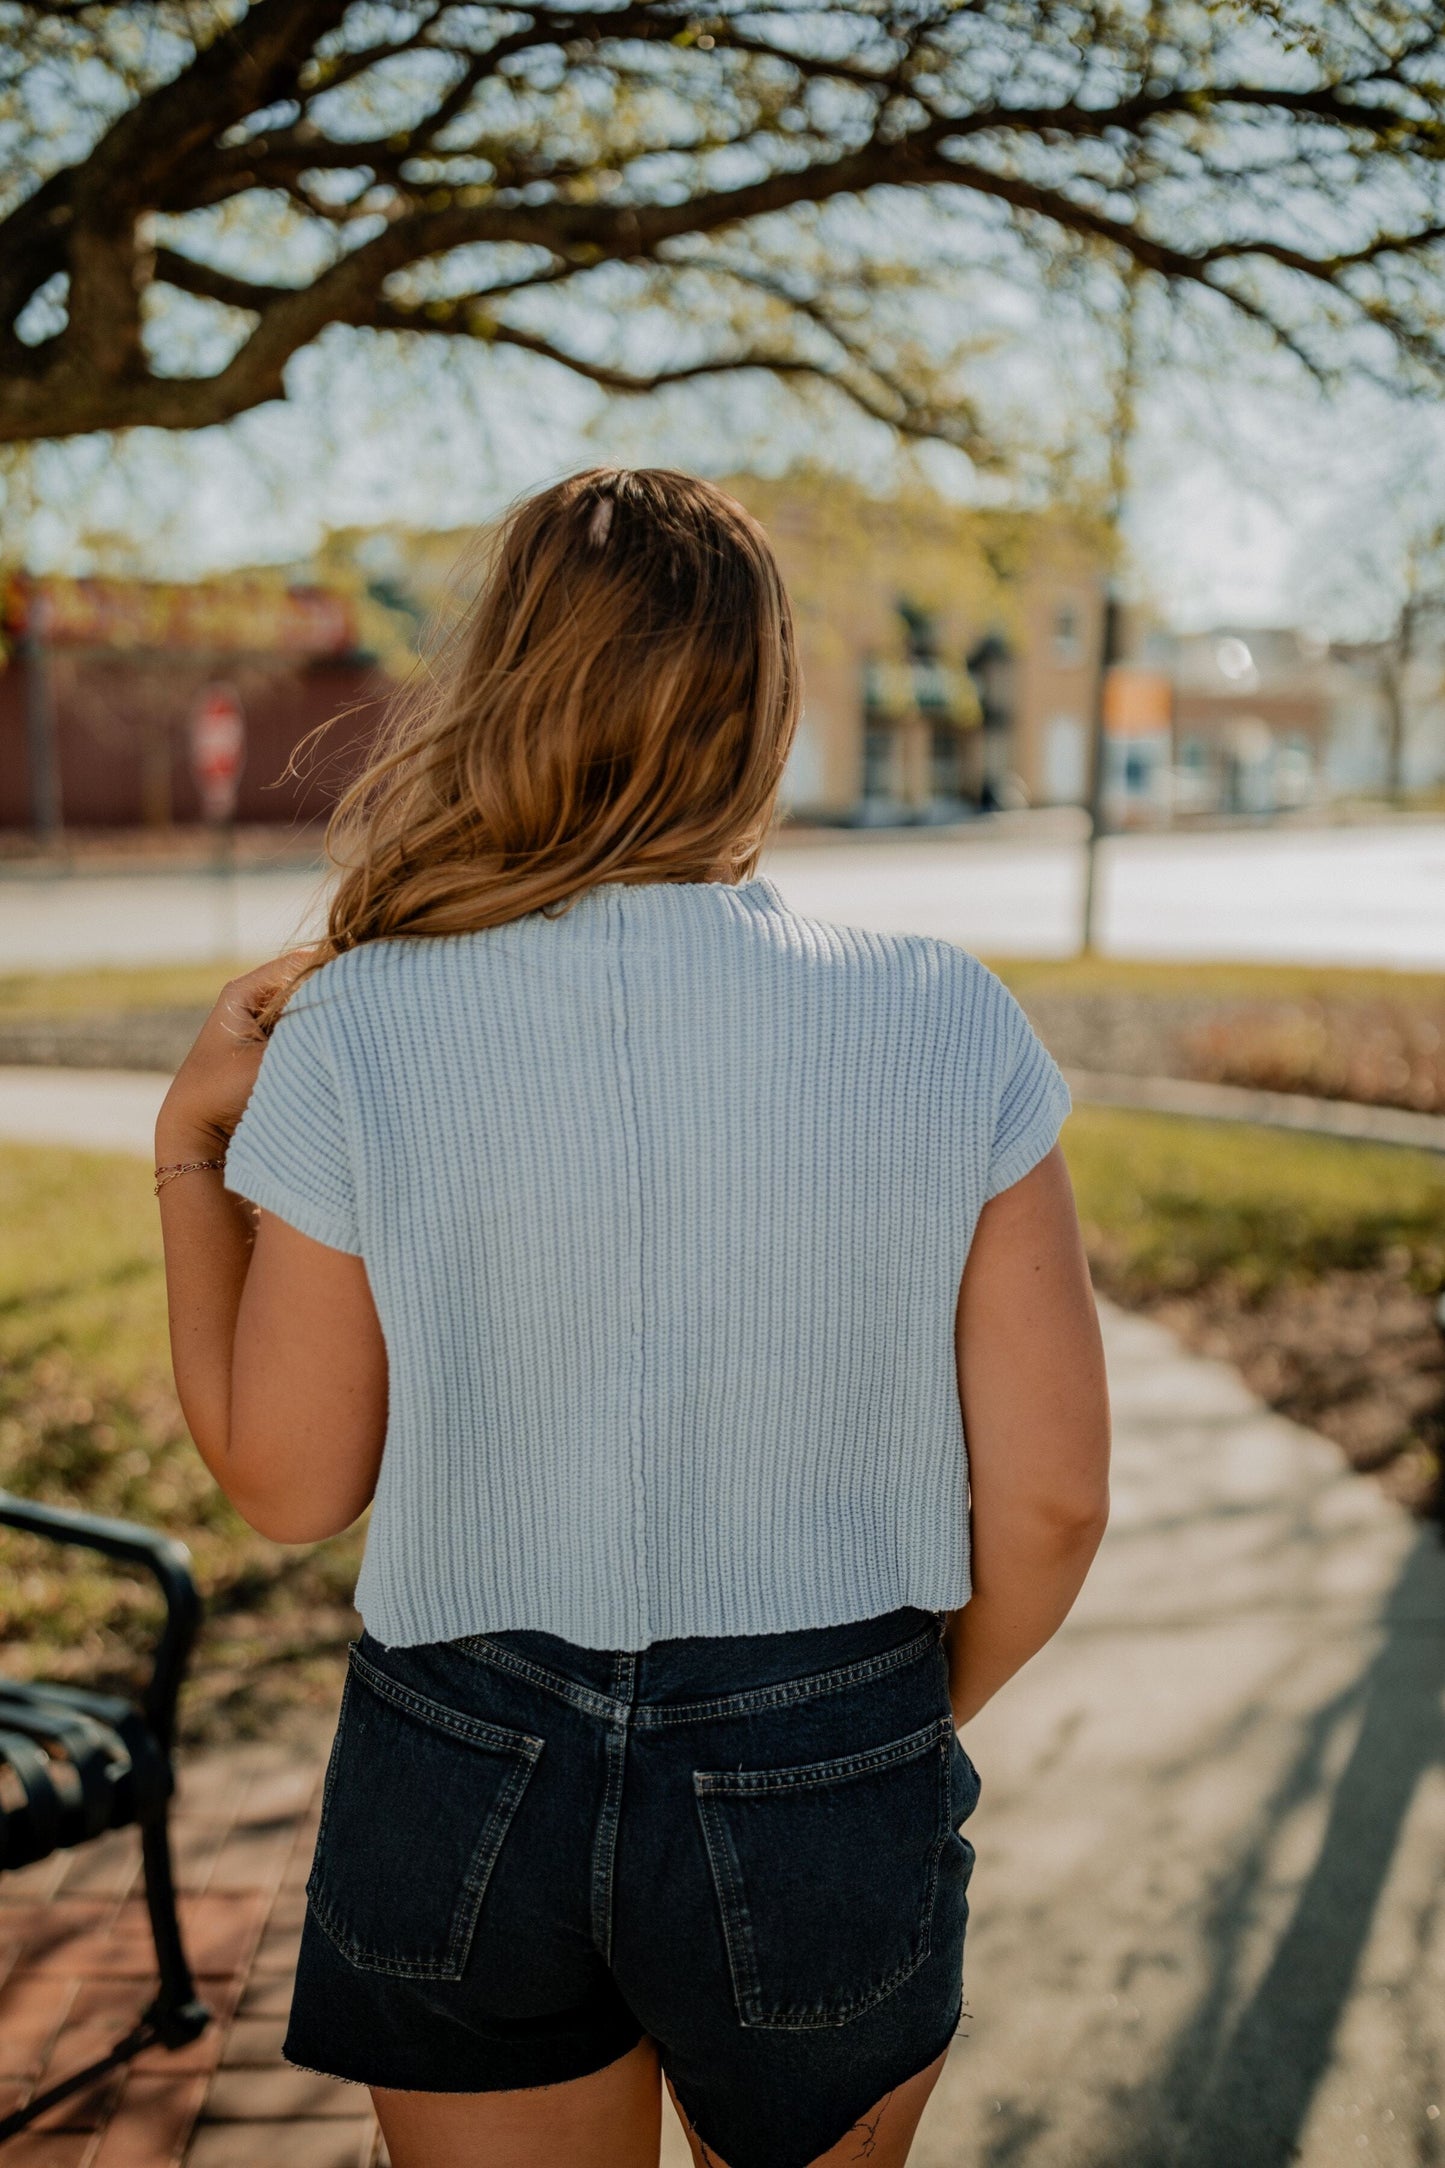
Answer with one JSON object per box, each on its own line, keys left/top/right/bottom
{"left": 610, "top": 1650, "right": 638, "bottom": 1708}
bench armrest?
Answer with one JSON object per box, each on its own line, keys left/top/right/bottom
{"left": 0, "top": 1490, "right": 201, "bottom": 1755}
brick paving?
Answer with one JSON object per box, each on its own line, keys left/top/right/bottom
{"left": 0, "top": 1737, "right": 391, "bottom": 2167}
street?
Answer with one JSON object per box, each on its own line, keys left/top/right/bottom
{"left": 2, "top": 818, "right": 1441, "bottom": 973}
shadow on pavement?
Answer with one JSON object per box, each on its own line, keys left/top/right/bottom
{"left": 1095, "top": 1531, "right": 1445, "bottom": 2167}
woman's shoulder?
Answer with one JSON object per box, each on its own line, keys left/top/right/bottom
{"left": 767, "top": 895, "right": 1012, "bottom": 1001}
{"left": 765, "top": 899, "right": 1037, "bottom": 1067}
{"left": 286, "top": 932, "right": 473, "bottom": 1004}
{"left": 271, "top": 938, "right": 445, "bottom": 1052}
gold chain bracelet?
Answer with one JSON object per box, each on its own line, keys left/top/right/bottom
{"left": 153, "top": 1158, "right": 226, "bottom": 1197}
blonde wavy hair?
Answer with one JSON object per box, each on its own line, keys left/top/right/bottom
{"left": 272, "top": 466, "right": 799, "bottom": 1019}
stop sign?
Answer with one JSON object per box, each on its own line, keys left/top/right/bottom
{"left": 190, "top": 684, "right": 246, "bottom": 824}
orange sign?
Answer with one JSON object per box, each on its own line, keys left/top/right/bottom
{"left": 1103, "top": 666, "right": 1172, "bottom": 738}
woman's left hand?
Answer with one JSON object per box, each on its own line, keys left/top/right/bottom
{"left": 156, "top": 948, "right": 318, "bottom": 1161}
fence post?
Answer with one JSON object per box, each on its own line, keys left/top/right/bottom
{"left": 22, "top": 626, "right": 62, "bottom": 843}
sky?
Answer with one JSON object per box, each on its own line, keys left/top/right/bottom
{"left": 1122, "top": 362, "right": 1444, "bottom": 639}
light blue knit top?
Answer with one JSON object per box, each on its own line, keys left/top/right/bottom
{"left": 224, "top": 873, "right": 1070, "bottom": 1650}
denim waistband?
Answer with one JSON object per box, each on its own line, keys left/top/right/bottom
{"left": 437, "top": 1606, "right": 946, "bottom": 1729}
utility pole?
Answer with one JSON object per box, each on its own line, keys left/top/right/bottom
{"left": 1079, "top": 274, "right": 1142, "bottom": 956}
{"left": 1079, "top": 585, "right": 1122, "bottom": 951}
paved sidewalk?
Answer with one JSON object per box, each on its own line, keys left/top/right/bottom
{"left": 0, "top": 1069, "right": 168, "bottom": 1155}
{"left": 1065, "top": 1067, "right": 1445, "bottom": 1157}
{"left": 2, "top": 1313, "right": 1441, "bottom": 2163}
{"left": 0, "top": 1741, "right": 383, "bottom": 2167}
{"left": 911, "top": 1307, "right": 1445, "bottom": 2168}
{"left": 9, "top": 1059, "right": 1445, "bottom": 1200}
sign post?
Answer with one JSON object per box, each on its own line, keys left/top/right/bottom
{"left": 189, "top": 684, "right": 247, "bottom": 962}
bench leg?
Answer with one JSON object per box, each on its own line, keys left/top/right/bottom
{"left": 138, "top": 1805, "right": 212, "bottom": 2047}
{"left": 0, "top": 1805, "right": 213, "bottom": 2143}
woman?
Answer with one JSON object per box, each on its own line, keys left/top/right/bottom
{"left": 155, "top": 467, "right": 1110, "bottom": 2168}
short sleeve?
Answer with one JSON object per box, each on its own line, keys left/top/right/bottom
{"left": 224, "top": 991, "right": 362, "bottom": 1254}
{"left": 983, "top": 982, "right": 1072, "bottom": 1202}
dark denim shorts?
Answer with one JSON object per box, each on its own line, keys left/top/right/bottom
{"left": 284, "top": 1604, "right": 981, "bottom": 2168}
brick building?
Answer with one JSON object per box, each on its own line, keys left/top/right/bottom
{"left": 720, "top": 479, "right": 1109, "bottom": 821}
{"left": 0, "top": 573, "right": 386, "bottom": 837}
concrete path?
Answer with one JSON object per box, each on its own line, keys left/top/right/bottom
{"left": 5, "top": 819, "right": 1445, "bottom": 970}
{"left": 5, "top": 1061, "right": 1445, "bottom": 1175}
{"left": 1064, "top": 1068, "right": 1445, "bottom": 1156}
{"left": 0, "top": 1067, "right": 168, "bottom": 1154}
{"left": 901, "top": 1306, "right": 1445, "bottom": 2168}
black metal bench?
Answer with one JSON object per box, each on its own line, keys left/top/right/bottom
{"left": 0, "top": 1490, "right": 212, "bottom": 2142}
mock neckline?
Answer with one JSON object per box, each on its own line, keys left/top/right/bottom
{"left": 588, "top": 873, "right": 788, "bottom": 913}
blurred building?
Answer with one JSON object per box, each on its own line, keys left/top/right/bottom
{"left": 1126, "top": 625, "right": 1445, "bottom": 819}
{"left": 0, "top": 488, "right": 1113, "bottom": 837}
{"left": 723, "top": 479, "right": 1109, "bottom": 823}
{"left": 333, "top": 486, "right": 1114, "bottom": 828}
{"left": 0, "top": 571, "right": 386, "bottom": 835}
{"left": 1096, "top": 660, "right": 1174, "bottom": 826}
{"left": 1141, "top": 627, "right": 1331, "bottom": 819}
{"left": 14, "top": 502, "right": 1443, "bottom": 844}
{"left": 1327, "top": 633, "right": 1445, "bottom": 799}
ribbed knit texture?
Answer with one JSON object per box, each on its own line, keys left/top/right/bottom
{"left": 224, "top": 875, "right": 1071, "bottom": 1651}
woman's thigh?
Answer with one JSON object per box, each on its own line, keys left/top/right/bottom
{"left": 371, "top": 2037, "right": 663, "bottom": 2168}
{"left": 668, "top": 2049, "right": 950, "bottom": 2168}
{"left": 371, "top": 2038, "right": 950, "bottom": 2168}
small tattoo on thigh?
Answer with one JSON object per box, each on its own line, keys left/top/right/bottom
{"left": 850, "top": 2088, "right": 894, "bottom": 2158}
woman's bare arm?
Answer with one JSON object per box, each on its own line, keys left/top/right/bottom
{"left": 156, "top": 956, "right": 388, "bottom": 1545}
{"left": 945, "top": 1143, "right": 1111, "bottom": 1728}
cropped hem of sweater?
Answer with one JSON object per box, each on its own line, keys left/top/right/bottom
{"left": 224, "top": 873, "right": 1071, "bottom": 1652}
{"left": 366, "top": 1578, "right": 968, "bottom": 1655}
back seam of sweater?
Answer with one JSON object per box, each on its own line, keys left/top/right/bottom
{"left": 606, "top": 888, "right": 651, "bottom": 1644}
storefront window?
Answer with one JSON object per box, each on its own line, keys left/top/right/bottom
{"left": 862, "top": 720, "right": 895, "bottom": 802}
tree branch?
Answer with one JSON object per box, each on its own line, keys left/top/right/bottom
{"left": 6, "top": 0, "right": 1445, "bottom": 446}
{"left": 375, "top": 297, "right": 993, "bottom": 451}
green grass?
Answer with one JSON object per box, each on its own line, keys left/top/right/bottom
{"left": 990, "top": 955, "right": 1445, "bottom": 1006}
{"left": 1063, "top": 1105, "right": 1445, "bottom": 1303}
{"left": 0, "top": 1143, "right": 363, "bottom": 1743}
{"left": 0, "top": 963, "right": 246, "bottom": 1016}
{"left": 3, "top": 951, "right": 1444, "bottom": 1020}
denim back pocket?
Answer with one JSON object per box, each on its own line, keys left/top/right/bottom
{"left": 307, "top": 1643, "right": 543, "bottom": 1979}
{"left": 694, "top": 1713, "right": 956, "bottom": 2030}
